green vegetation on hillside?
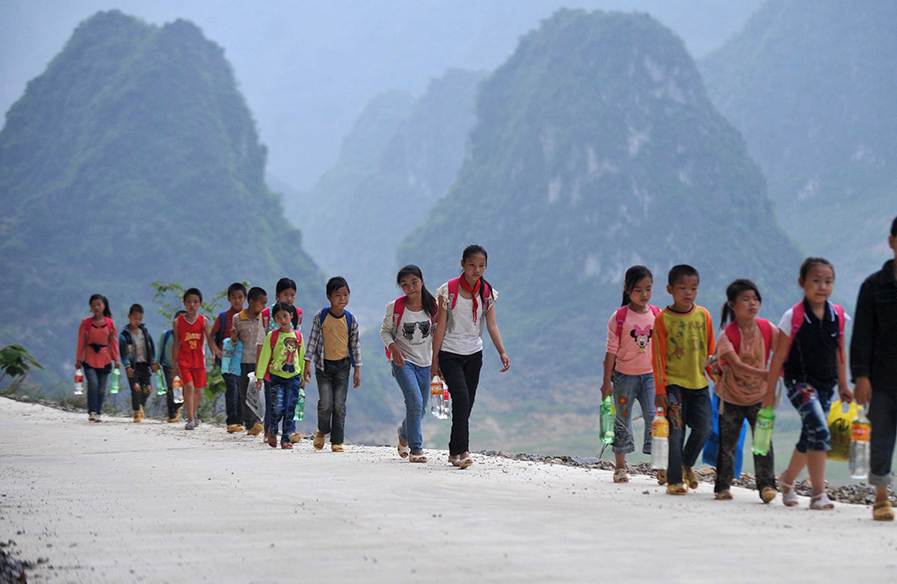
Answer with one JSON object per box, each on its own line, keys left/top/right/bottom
{"left": 0, "top": 11, "right": 323, "bottom": 387}
{"left": 397, "top": 9, "right": 801, "bottom": 449}
{"left": 700, "top": 0, "right": 897, "bottom": 300}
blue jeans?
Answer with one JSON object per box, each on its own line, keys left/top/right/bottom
{"left": 392, "top": 362, "right": 431, "bottom": 452}
{"left": 316, "top": 358, "right": 350, "bottom": 444}
{"left": 666, "top": 385, "right": 712, "bottom": 485}
{"left": 223, "top": 373, "right": 240, "bottom": 426}
{"left": 611, "top": 372, "right": 655, "bottom": 455}
{"left": 85, "top": 365, "right": 110, "bottom": 415}
{"left": 269, "top": 376, "right": 301, "bottom": 444}
{"left": 785, "top": 379, "right": 833, "bottom": 453}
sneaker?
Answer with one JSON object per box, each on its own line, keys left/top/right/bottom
{"left": 761, "top": 487, "right": 777, "bottom": 504}
{"left": 94, "top": 414, "right": 102, "bottom": 423}
{"left": 313, "top": 431, "right": 326, "bottom": 450}
{"left": 289, "top": 432, "right": 302, "bottom": 444}
{"left": 226, "top": 425, "right": 238, "bottom": 433}
{"left": 331, "top": 444, "right": 344, "bottom": 452}
{"left": 247, "top": 423, "right": 264, "bottom": 436}
{"left": 232, "top": 425, "right": 245, "bottom": 433}
{"left": 281, "top": 442, "right": 294, "bottom": 450}
{"left": 88, "top": 412, "right": 97, "bottom": 422}
{"left": 185, "top": 421, "right": 196, "bottom": 430}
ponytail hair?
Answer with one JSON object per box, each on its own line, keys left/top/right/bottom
{"left": 719, "top": 279, "right": 762, "bottom": 328}
{"left": 397, "top": 265, "right": 437, "bottom": 320}
{"left": 89, "top": 293, "right": 112, "bottom": 318}
{"left": 621, "top": 265, "right": 653, "bottom": 307}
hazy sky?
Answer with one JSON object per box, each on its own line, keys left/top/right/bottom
{"left": 0, "top": 1, "right": 763, "bottom": 191}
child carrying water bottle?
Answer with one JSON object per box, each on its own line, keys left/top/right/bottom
{"left": 712, "top": 280, "right": 778, "bottom": 502}
{"left": 766, "top": 258, "right": 853, "bottom": 510}
{"left": 600, "top": 266, "right": 658, "bottom": 483}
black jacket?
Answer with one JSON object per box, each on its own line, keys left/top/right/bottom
{"left": 119, "top": 323, "right": 157, "bottom": 368}
{"left": 850, "top": 259, "right": 897, "bottom": 391}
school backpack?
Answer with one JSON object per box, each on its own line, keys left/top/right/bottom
{"left": 613, "top": 305, "right": 661, "bottom": 339}
{"left": 722, "top": 318, "right": 774, "bottom": 366}
{"left": 262, "top": 329, "right": 303, "bottom": 382}
{"left": 788, "top": 300, "right": 846, "bottom": 362}
{"left": 384, "top": 295, "right": 437, "bottom": 360}
{"left": 445, "top": 276, "right": 493, "bottom": 325}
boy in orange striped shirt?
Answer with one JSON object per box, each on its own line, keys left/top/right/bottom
{"left": 653, "top": 265, "right": 716, "bottom": 495}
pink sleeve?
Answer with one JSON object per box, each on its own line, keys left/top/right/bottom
{"left": 605, "top": 313, "right": 619, "bottom": 355}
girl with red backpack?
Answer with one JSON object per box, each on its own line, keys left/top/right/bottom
{"left": 766, "top": 258, "right": 853, "bottom": 510}
{"left": 380, "top": 265, "right": 438, "bottom": 463}
{"left": 712, "top": 279, "right": 778, "bottom": 502}
{"left": 599, "top": 265, "right": 660, "bottom": 483}
{"left": 75, "top": 294, "right": 121, "bottom": 423}
{"left": 431, "top": 245, "right": 510, "bottom": 469}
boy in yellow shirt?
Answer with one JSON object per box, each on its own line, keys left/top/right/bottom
{"left": 304, "top": 277, "right": 362, "bottom": 452}
{"left": 653, "top": 265, "right": 716, "bottom": 494}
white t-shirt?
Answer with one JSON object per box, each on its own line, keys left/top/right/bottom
{"left": 380, "top": 301, "right": 433, "bottom": 367}
{"left": 436, "top": 281, "right": 498, "bottom": 356}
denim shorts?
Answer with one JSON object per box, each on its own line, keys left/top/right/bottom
{"left": 785, "top": 379, "right": 833, "bottom": 453}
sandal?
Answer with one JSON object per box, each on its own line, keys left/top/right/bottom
{"left": 715, "top": 489, "right": 733, "bottom": 500}
{"left": 873, "top": 500, "right": 895, "bottom": 521}
{"left": 778, "top": 474, "right": 799, "bottom": 507}
{"left": 267, "top": 433, "right": 277, "bottom": 448}
{"left": 313, "top": 431, "right": 326, "bottom": 450}
{"left": 613, "top": 468, "right": 629, "bottom": 483}
{"left": 761, "top": 487, "right": 777, "bottom": 504}
{"left": 666, "top": 483, "right": 687, "bottom": 495}
{"left": 458, "top": 455, "right": 473, "bottom": 469}
{"left": 449, "top": 456, "right": 461, "bottom": 467}
{"left": 409, "top": 452, "right": 428, "bottom": 463}
{"left": 683, "top": 466, "right": 699, "bottom": 490}
{"left": 655, "top": 469, "right": 667, "bottom": 486}
{"left": 397, "top": 426, "right": 410, "bottom": 459}
{"left": 810, "top": 492, "right": 834, "bottom": 510}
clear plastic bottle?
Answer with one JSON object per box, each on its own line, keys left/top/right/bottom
{"left": 651, "top": 407, "right": 669, "bottom": 470}
{"left": 109, "top": 367, "right": 121, "bottom": 394}
{"left": 599, "top": 395, "right": 615, "bottom": 444}
{"left": 74, "top": 367, "right": 84, "bottom": 396}
{"left": 850, "top": 405, "right": 871, "bottom": 480}
{"left": 172, "top": 375, "right": 184, "bottom": 404}
{"left": 154, "top": 368, "right": 167, "bottom": 395}
{"left": 430, "top": 376, "right": 449, "bottom": 419}
{"left": 440, "top": 387, "right": 451, "bottom": 420}
{"left": 751, "top": 405, "right": 775, "bottom": 456}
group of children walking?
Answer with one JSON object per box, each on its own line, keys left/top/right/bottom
{"left": 75, "top": 244, "right": 509, "bottom": 466}
{"left": 73, "top": 220, "right": 897, "bottom": 521}
{"left": 602, "top": 215, "right": 897, "bottom": 520}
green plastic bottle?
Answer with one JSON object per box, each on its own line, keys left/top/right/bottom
{"left": 293, "top": 387, "right": 306, "bottom": 422}
{"left": 751, "top": 405, "right": 775, "bottom": 456}
{"left": 599, "top": 394, "right": 615, "bottom": 444}
{"left": 109, "top": 367, "right": 121, "bottom": 394}
{"left": 154, "top": 368, "right": 167, "bottom": 395}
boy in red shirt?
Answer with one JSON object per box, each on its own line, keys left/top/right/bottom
{"left": 172, "top": 288, "right": 221, "bottom": 430}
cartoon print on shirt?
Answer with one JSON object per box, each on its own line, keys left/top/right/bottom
{"left": 630, "top": 325, "right": 653, "bottom": 354}
{"left": 402, "top": 322, "right": 417, "bottom": 341}
{"left": 417, "top": 320, "right": 431, "bottom": 339}
{"left": 280, "top": 337, "right": 299, "bottom": 374}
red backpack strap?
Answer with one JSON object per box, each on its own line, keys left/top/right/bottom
{"left": 385, "top": 297, "right": 406, "bottom": 361}
{"left": 649, "top": 305, "right": 661, "bottom": 317}
{"left": 447, "top": 278, "right": 460, "bottom": 310}
{"left": 482, "top": 281, "right": 492, "bottom": 313}
{"left": 833, "top": 303, "right": 846, "bottom": 363}
{"left": 614, "top": 306, "right": 629, "bottom": 339}
{"left": 724, "top": 321, "right": 742, "bottom": 355}
{"left": 261, "top": 306, "right": 271, "bottom": 330}
{"left": 756, "top": 318, "right": 773, "bottom": 357}
{"left": 789, "top": 302, "right": 805, "bottom": 344}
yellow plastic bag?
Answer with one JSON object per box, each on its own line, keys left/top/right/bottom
{"left": 827, "top": 399, "right": 857, "bottom": 461}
